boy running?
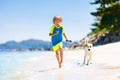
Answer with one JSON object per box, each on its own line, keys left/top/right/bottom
{"left": 49, "top": 15, "right": 71, "bottom": 68}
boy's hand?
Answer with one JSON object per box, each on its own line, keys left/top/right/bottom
{"left": 53, "top": 31, "right": 59, "bottom": 36}
{"left": 55, "top": 31, "right": 59, "bottom": 35}
{"left": 66, "top": 40, "right": 72, "bottom": 42}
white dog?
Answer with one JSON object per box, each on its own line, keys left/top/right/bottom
{"left": 83, "top": 43, "right": 93, "bottom": 65}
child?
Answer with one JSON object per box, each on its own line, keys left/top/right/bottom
{"left": 49, "top": 15, "right": 71, "bottom": 68}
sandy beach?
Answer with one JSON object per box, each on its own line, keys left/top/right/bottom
{"left": 3, "top": 42, "right": 120, "bottom": 80}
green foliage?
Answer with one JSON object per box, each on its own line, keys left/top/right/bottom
{"left": 90, "top": 0, "right": 120, "bottom": 35}
{"left": 90, "top": 0, "right": 119, "bottom": 5}
{"left": 87, "top": 28, "right": 109, "bottom": 36}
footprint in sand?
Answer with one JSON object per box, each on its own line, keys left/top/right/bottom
{"left": 118, "top": 76, "right": 120, "bottom": 79}
{"left": 103, "top": 66, "right": 120, "bottom": 70}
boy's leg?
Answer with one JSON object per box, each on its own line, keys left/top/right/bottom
{"left": 60, "top": 48, "right": 63, "bottom": 64}
{"left": 55, "top": 51, "right": 61, "bottom": 68}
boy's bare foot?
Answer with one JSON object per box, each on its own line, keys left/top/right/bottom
{"left": 61, "top": 63, "right": 63, "bottom": 68}
{"left": 59, "top": 63, "right": 61, "bottom": 68}
{"left": 59, "top": 61, "right": 63, "bottom": 68}
{"left": 60, "top": 60, "right": 63, "bottom": 67}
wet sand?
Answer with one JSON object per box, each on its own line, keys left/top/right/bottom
{"left": 2, "top": 42, "right": 120, "bottom": 80}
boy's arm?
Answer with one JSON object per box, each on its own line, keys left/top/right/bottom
{"left": 49, "top": 33, "right": 53, "bottom": 36}
{"left": 63, "top": 33, "right": 68, "bottom": 40}
{"left": 63, "top": 33, "right": 72, "bottom": 42}
{"left": 49, "top": 32, "right": 59, "bottom": 36}
{"left": 49, "top": 25, "right": 58, "bottom": 36}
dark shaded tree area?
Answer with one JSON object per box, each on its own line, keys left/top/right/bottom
{"left": 90, "top": 0, "right": 120, "bottom": 35}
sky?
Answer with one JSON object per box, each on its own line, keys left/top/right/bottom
{"left": 0, "top": 0, "right": 97, "bottom": 43}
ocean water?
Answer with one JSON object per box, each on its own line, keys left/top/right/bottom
{"left": 0, "top": 51, "right": 46, "bottom": 80}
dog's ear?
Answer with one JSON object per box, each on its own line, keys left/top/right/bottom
{"left": 85, "top": 44, "right": 88, "bottom": 47}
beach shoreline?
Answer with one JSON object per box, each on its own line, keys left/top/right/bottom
{"left": 1, "top": 42, "right": 120, "bottom": 80}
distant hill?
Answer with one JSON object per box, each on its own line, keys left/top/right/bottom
{"left": 0, "top": 39, "right": 73, "bottom": 49}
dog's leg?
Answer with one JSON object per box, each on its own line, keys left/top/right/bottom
{"left": 89, "top": 55, "right": 92, "bottom": 64}
{"left": 86, "top": 56, "right": 90, "bottom": 65}
{"left": 83, "top": 55, "right": 86, "bottom": 64}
